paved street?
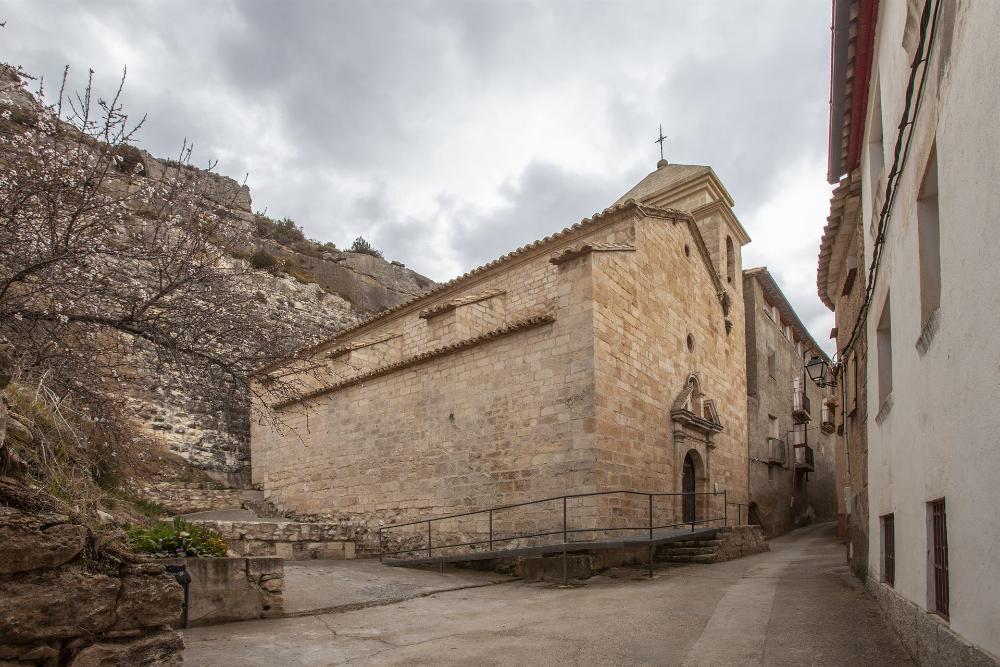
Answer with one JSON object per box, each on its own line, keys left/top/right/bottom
{"left": 183, "top": 523, "right": 912, "bottom": 666}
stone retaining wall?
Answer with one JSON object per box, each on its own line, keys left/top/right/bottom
{"left": 160, "top": 557, "right": 283, "bottom": 627}
{"left": 714, "top": 525, "right": 769, "bottom": 561}
{"left": 190, "top": 519, "right": 360, "bottom": 560}
{"left": 0, "top": 505, "right": 184, "bottom": 666}
{"left": 138, "top": 482, "right": 266, "bottom": 515}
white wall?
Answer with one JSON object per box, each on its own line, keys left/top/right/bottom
{"left": 862, "top": 0, "right": 1000, "bottom": 657}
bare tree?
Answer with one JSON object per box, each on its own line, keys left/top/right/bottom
{"left": 0, "top": 64, "right": 324, "bottom": 446}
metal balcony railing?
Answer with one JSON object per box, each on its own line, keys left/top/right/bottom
{"left": 821, "top": 402, "right": 836, "bottom": 433}
{"left": 794, "top": 445, "right": 815, "bottom": 471}
{"left": 793, "top": 388, "right": 811, "bottom": 423}
{"left": 766, "top": 437, "right": 786, "bottom": 465}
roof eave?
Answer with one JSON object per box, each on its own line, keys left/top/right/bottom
{"left": 828, "top": 0, "right": 854, "bottom": 183}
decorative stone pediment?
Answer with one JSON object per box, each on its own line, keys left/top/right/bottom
{"left": 670, "top": 373, "right": 723, "bottom": 447}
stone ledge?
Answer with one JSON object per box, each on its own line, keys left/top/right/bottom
{"left": 160, "top": 557, "right": 284, "bottom": 627}
{"left": 182, "top": 518, "right": 360, "bottom": 560}
{"left": 549, "top": 242, "right": 636, "bottom": 266}
{"left": 418, "top": 288, "right": 506, "bottom": 319}
{"left": 866, "top": 578, "right": 1000, "bottom": 666}
{"left": 324, "top": 331, "right": 402, "bottom": 359}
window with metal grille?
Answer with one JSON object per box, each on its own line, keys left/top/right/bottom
{"left": 930, "top": 499, "right": 949, "bottom": 617}
{"left": 881, "top": 514, "right": 895, "bottom": 585}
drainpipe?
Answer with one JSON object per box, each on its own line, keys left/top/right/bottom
{"left": 840, "top": 360, "right": 851, "bottom": 557}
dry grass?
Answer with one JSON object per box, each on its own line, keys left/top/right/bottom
{"left": 2, "top": 377, "right": 196, "bottom": 529}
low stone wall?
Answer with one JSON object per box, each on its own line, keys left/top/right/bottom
{"left": 191, "top": 519, "right": 359, "bottom": 560}
{"left": 866, "top": 578, "right": 999, "bottom": 666}
{"left": 0, "top": 505, "right": 184, "bottom": 666}
{"left": 714, "top": 525, "right": 769, "bottom": 561}
{"left": 138, "top": 482, "right": 265, "bottom": 515}
{"left": 160, "top": 557, "right": 283, "bottom": 626}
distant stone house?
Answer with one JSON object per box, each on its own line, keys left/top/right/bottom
{"left": 251, "top": 160, "right": 752, "bottom": 540}
{"left": 743, "top": 267, "right": 837, "bottom": 538}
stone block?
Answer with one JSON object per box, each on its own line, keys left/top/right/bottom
{"left": 114, "top": 571, "right": 183, "bottom": 630}
{"left": 274, "top": 542, "right": 294, "bottom": 559}
{"left": 0, "top": 508, "right": 87, "bottom": 574}
{"left": 0, "top": 567, "right": 119, "bottom": 641}
{"left": 246, "top": 557, "right": 283, "bottom": 579}
{"left": 68, "top": 629, "right": 182, "bottom": 667}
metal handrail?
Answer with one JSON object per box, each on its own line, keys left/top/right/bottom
{"left": 379, "top": 489, "right": 730, "bottom": 581}
{"left": 382, "top": 489, "right": 720, "bottom": 530}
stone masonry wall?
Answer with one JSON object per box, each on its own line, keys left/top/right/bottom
{"left": 252, "top": 210, "right": 660, "bottom": 540}
{"left": 253, "top": 262, "right": 600, "bottom": 545}
{"left": 190, "top": 519, "right": 361, "bottom": 560}
{"left": 713, "top": 525, "right": 769, "bottom": 562}
{"left": 0, "top": 505, "right": 184, "bottom": 666}
{"left": 138, "top": 482, "right": 266, "bottom": 516}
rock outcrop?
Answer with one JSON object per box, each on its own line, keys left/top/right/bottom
{"left": 0, "top": 498, "right": 184, "bottom": 666}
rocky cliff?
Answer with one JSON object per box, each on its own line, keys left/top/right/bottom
{"left": 0, "top": 64, "right": 434, "bottom": 487}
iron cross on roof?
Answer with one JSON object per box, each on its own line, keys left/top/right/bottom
{"left": 654, "top": 124, "right": 667, "bottom": 160}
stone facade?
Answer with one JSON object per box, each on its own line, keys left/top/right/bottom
{"left": 0, "top": 504, "right": 184, "bottom": 666}
{"left": 743, "top": 268, "right": 837, "bottom": 538}
{"left": 252, "top": 162, "right": 751, "bottom": 548}
{"left": 822, "top": 1, "right": 1000, "bottom": 662}
{"left": 819, "top": 173, "right": 869, "bottom": 578}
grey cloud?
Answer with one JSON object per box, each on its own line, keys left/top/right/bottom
{"left": 1, "top": 0, "right": 835, "bottom": 344}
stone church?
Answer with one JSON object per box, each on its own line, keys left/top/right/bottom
{"left": 252, "top": 159, "right": 752, "bottom": 538}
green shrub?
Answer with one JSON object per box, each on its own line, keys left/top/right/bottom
{"left": 249, "top": 249, "right": 277, "bottom": 270}
{"left": 125, "top": 518, "right": 228, "bottom": 558}
{"left": 349, "top": 236, "right": 383, "bottom": 258}
{"left": 254, "top": 215, "right": 306, "bottom": 246}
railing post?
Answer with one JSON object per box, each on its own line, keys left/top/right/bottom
{"left": 562, "top": 496, "right": 568, "bottom": 586}
{"left": 489, "top": 509, "right": 494, "bottom": 552}
{"left": 648, "top": 493, "right": 654, "bottom": 578}
{"left": 427, "top": 521, "right": 432, "bottom": 558}
{"left": 379, "top": 527, "right": 383, "bottom": 562}
{"left": 723, "top": 490, "right": 728, "bottom": 527}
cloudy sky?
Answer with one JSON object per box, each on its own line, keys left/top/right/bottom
{"left": 1, "top": 0, "right": 835, "bottom": 351}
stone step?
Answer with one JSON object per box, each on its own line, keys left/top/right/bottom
{"left": 656, "top": 553, "right": 717, "bottom": 564}
{"left": 659, "top": 539, "right": 722, "bottom": 549}
{"left": 656, "top": 546, "right": 717, "bottom": 556}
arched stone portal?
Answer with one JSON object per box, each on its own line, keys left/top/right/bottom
{"left": 671, "top": 374, "right": 723, "bottom": 526}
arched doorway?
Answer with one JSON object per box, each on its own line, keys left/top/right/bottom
{"left": 682, "top": 453, "right": 697, "bottom": 524}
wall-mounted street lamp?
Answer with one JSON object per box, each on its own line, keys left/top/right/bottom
{"left": 805, "top": 355, "right": 837, "bottom": 388}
